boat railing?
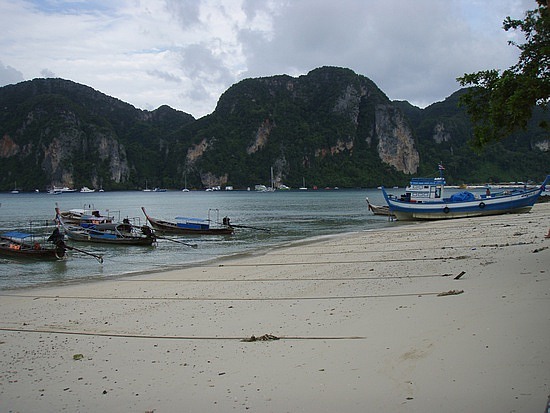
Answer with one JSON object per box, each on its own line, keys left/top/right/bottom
{"left": 122, "top": 216, "right": 144, "bottom": 227}
{"left": 2, "top": 220, "right": 60, "bottom": 246}
{"left": 208, "top": 208, "right": 230, "bottom": 227}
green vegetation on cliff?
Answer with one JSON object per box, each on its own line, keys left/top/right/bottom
{"left": 0, "top": 68, "right": 548, "bottom": 191}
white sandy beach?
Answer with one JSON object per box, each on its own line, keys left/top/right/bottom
{"left": 1, "top": 203, "right": 549, "bottom": 412}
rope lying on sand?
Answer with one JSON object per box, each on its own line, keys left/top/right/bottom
{"left": 0, "top": 291, "right": 455, "bottom": 301}
{"left": 112, "top": 272, "right": 461, "bottom": 283}
{"left": 0, "top": 327, "right": 363, "bottom": 341}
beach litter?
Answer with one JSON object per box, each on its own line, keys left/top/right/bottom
{"left": 241, "top": 334, "right": 280, "bottom": 342}
{"left": 437, "top": 290, "right": 464, "bottom": 297}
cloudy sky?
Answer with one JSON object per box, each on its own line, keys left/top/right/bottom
{"left": 0, "top": 0, "right": 533, "bottom": 118}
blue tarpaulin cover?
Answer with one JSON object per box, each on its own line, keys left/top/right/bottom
{"left": 450, "top": 191, "right": 475, "bottom": 202}
{"left": 1, "top": 231, "right": 31, "bottom": 239}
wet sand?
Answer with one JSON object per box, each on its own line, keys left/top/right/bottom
{"left": 1, "top": 203, "right": 549, "bottom": 412}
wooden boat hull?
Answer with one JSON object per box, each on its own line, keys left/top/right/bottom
{"left": 365, "top": 197, "right": 395, "bottom": 217}
{"left": 0, "top": 235, "right": 65, "bottom": 260}
{"left": 382, "top": 178, "right": 548, "bottom": 221}
{"left": 63, "top": 229, "right": 155, "bottom": 245}
{"left": 141, "top": 207, "right": 234, "bottom": 235}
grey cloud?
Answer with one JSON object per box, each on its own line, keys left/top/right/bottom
{"left": 0, "top": 61, "right": 24, "bottom": 86}
{"left": 237, "top": 0, "right": 524, "bottom": 106}
{"left": 239, "top": 1, "right": 378, "bottom": 77}
{"left": 180, "top": 44, "right": 233, "bottom": 84}
{"left": 40, "top": 68, "right": 57, "bottom": 78}
{"left": 164, "top": 0, "right": 201, "bottom": 28}
{"left": 241, "top": 0, "right": 269, "bottom": 20}
{"left": 147, "top": 69, "right": 182, "bottom": 83}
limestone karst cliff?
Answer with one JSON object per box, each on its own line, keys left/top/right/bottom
{"left": 0, "top": 68, "right": 547, "bottom": 191}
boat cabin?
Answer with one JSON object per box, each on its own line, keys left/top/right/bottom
{"left": 401, "top": 177, "right": 446, "bottom": 203}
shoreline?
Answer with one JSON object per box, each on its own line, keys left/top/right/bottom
{"left": 0, "top": 225, "right": 395, "bottom": 293}
{"left": 0, "top": 203, "right": 548, "bottom": 412}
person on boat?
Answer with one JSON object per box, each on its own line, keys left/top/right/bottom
{"left": 47, "top": 228, "right": 67, "bottom": 257}
{"left": 121, "top": 218, "right": 133, "bottom": 233}
{"left": 140, "top": 225, "right": 155, "bottom": 240}
{"left": 223, "top": 216, "right": 231, "bottom": 226}
{"left": 485, "top": 188, "right": 491, "bottom": 198}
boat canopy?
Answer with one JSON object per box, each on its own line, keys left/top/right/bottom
{"left": 175, "top": 217, "right": 208, "bottom": 223}
{"left": 1, "top": 231, "right": 32, "bottom": 239}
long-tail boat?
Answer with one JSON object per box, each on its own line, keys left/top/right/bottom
{"left": 141, "top": 207, "right": 234, "bottom": 235}
{"left": 56, "top": 208, "right": 155, "bottom": 245}
{"left": 0, "top": 227, "right": 66, "bottom": 260}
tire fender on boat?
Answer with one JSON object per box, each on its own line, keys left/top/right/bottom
{"left": 443, "top": 206, "right": 450, "bottom": 214}
{"left": 479, "top": 202, "right": 486, "bottom": 209}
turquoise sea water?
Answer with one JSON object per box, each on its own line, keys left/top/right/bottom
{"left": 0, "top": 188, "right": 406, "bottom": 290}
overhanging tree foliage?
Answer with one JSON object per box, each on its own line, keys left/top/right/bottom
{"left": 457, "top": 0, "right": 550, "bottom": 149}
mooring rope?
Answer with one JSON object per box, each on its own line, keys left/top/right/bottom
{"left": 0, "top": 327, "right": 364, "bottom": 341}
{"left": 110, "top": 272, "right": 456, "bottom": 282}
{"left": 0, "top": 291, "right": 443, "bottom": 301}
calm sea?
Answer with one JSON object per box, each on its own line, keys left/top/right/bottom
{"left": 0, "top": 188, "right": 407, "bottom": 290}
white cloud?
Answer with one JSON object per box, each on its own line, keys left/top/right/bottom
{"left": 0, "top": 0, "right": 535, "bottom": 116}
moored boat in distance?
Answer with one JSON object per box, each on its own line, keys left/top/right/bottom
{"left": 47, "top": 186, "right": 76, "bottom": 194}
{"left": 381, "top": 166, "right": 549, "bottom": 221}
{"left": 142, "top": 207, "right": 234, "bottom": 235}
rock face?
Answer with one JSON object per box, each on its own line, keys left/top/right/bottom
{"left": 247, "top": 119, "right": 273, "bottom": 154}
{"left": 203, "top": 66, "right": 420, "bottom": 187}
{"left": 0, "top": 135, "right": 19, "bottom": 158}
{"left": 2, "top": 101, "right": 130, "bottom": 188}
{"left": 374, "top": 105, "right": 419, "bottom": 174}
{"left": 0, "top": 78, "right": 193, "bottom": 190}
{"left": 432, "top": 122, "right": 452, "bottom": 144}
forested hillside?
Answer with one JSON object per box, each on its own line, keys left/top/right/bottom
{"left": 0, "top": 67, "right": 548, "bottom": 191}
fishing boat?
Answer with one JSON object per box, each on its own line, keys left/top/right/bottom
{"left": 58, "top": 205, "right": 115, "bottom": 228}
{"left": 56, "top": 208, "right": 156, "bottom": 245}
{"left": 381, "top": 166, "right": 550, "bottom": 221}
{"left": 365, "top": 197, "right": 395, "bottom": 218}
{"left": 142, "top": 207, "right": 234, "bottom": 235}
{"left": 0, "top": 228, "right": 66, "bottom": 260}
